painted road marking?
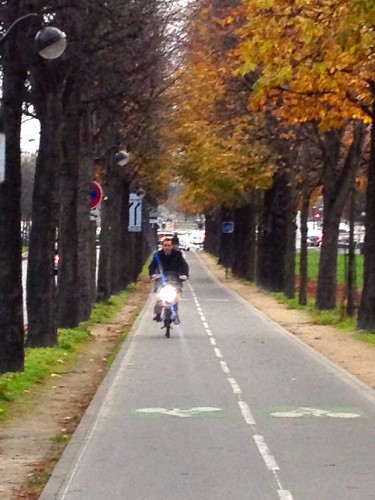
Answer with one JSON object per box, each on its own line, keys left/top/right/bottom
{"left": 228, "top": 377, "right": 241, "bottom": 394}
{"left": 204, "top": 299, "right": 230, "bottom": 301}
{"left": 214, "top": 347, "right": 223, "bottom": 359}
{"left": 136, "top": 407, "right": 223, "bottom": 418}
{"left": 188, "top": 278, "right": 293, "bottom": 498}
{"left": 220, "top": 360, "right": 230, "bottom": 374}
{"left": 238, "top": 401, "right": 255, "bottom": 425}
{"left": 270, "top": 407, "right": 361, "bottom": 418}
{"left": 278, "top": 490, "right": 294, "bottom": 500}
{"left": 254, "top": 434, "right": 279, "bottom": 471}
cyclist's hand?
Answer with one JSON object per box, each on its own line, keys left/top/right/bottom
{"left": 179, "top": 275, "right": 188, "bottom": 281}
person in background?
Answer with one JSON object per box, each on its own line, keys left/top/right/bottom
{"left": 172, "top": 233, "right": 180, "bottom": 251}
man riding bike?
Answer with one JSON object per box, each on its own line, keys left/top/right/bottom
{"left": 149, "top": 238, "right": 189, "bottom": 324}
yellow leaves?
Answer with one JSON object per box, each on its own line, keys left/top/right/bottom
{"left": 233, "top": 0, "right": 374, "bottom": 129}
{"left": 219, "top": 15, "right": 235, "bottom": 26}
{"left": 236, "top": 61, "right": 257, "bottom": 77}
{"left": 154, "top": 0, "right": 284, "bottom": 213}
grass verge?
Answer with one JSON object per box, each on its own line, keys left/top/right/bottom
{"left": 270, "top": 292, "right": 373, "bottom": 338}
{"left": 295, "top": 252, "right": 364, "bottom": 288}
{"left": 0, "top": 289, "right": 131, "bottom": 421}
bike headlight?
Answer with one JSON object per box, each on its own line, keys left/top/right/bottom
{"left": 159, "top": 284, "right": 177, "bottom": 303}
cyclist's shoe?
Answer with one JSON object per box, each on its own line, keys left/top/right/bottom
{"left": 153, "top": 313, "right": 162, "bottom": 322}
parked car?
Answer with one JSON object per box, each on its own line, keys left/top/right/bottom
{"left": 178, "top": 233, "right": 191, "bottom": 251}
{"left": 338, "top": 234, "right": 350, "bottom": 248}
{"left": 191, "top": 229, "right": 205, "bottom": 249}
{"left": 307, "top": 235, "right": 322, "bottom": 247}
{"left": 357, "top": 241, "right": 365, "bottom": 254}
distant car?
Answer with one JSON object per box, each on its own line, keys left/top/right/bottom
{"left": 338, "top": 234, "right": 359, "bottom": 250}
{"left": 338, "top": 235, "right": 350, "bottom": 248}
{"left": 178, "top": 234, "right": 191, "bottom": 251}
{"left": 191, "top": 230, "right": 205, "bottom": 249}
{"left": 307, "top": 235, "right": 322, "bottom": 247}
{"left": 357, "top": 241, "right": 365, "bottom": 254}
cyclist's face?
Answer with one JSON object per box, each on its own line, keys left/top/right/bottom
{"left": 162, "top": 241, "right": 172, "bottom": 254}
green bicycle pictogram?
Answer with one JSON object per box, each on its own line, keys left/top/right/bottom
{"left": 270, "top": 406, "right": 361, "bottom": 418}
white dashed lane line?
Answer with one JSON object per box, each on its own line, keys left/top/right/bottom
{"left": 187, "top": 281, "right": 293, "bottom": 500}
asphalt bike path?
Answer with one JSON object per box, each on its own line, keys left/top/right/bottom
{"left": 41, "top": 252, "right": 375, "bottom": 499}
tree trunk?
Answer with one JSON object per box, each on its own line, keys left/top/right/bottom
{"left": 204, "top": 209, "right": 221, "bottom": 257}
{"left": 232, "top": 205, "right": 248, "bottom": 278}
{"left": 358, "top": 96, "right": 375, "bottom": 329}
{"left": 76, "top": 109, "right": 95, "bottom": 321}
{"left": 283, "top": 167, "right": 297, "bottom": 299}
{"left": 26, "top": 92, "right": 63, "bottom": 347}
{"left": 247, "top": 192, "right": 261, "bottom": 283}
{"left": 258, "top": 171, "right": 289, "bottom": 292}
{"left": 299, "top": 196, "right": 310, "bottom": 306}
{"left": 298, "top": 135, "right": 314, "bottom": 306}
{"left": 219, "top": 207, "right": 235, "bottom": 272}
{"left": 109, "top": 178, "right": 123, "bottom": 295}
{"left": 57, "top": 88, "right": 80, "bottom": 327}
{"left": 97, "top": 164, "right": 123, "bottom": 300}
{"left": 346, "top": 187, "right": 357, "bottom": 316}
{"left": 120, "top": 182, "right": 134, "bottom": 288}
{"left": 97, "top": 171, "right": 114, "bottom": 301}
{"left": 316, "top": 123, "right": 365, "bottom": 309}
{"left": 0, "top": 52, "right": 26, "bottom": 372}
{"left": 232, "top": 202, "right": 256, "bottom": 281}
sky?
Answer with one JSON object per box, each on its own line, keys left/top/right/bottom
{"left": 21, "top": 117, "right": 40, "bottom": 153}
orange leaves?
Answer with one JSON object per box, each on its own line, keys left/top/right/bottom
{"left": 155, "top": 0, "right": 279, "bottom": 213}
{"left": 233, "top": 0, "right": 374, "bottom": 129}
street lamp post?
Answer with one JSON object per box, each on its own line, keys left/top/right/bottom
{"left": 0, "top": 13, "right": 66, "bottom": 57}
{"left": 114, "top": 149, "right": 130, "bottom": 167}
{"left": 0, "top": 15, "right": 67, "bottom": 183}
{"left": 0, "top": 13, "right": 67, "bottom": 372}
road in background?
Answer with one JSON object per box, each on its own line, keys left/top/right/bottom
{"left": 41, "top": 252, "right": 375, "bottom": 499}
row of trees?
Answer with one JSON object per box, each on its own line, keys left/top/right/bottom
{"left": 0, "top": 0, "right": 188, "bottom": 373}
{"left": 159, "top": 0, "right": 375, "bottom": 328}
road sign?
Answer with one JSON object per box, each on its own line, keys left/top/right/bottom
{"left": 222, "top": 221, "right": 234, "bottom": 233}
{"left": 128, "top": 193, "right": 143, "bottom": 232}
{"left": 91, "top": 181, "right": 103, "bottom": 209}
{"left": 90, "top": 208, "right": 100, "bottom": 221}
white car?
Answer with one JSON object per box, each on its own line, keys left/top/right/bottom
{"left": 191, "top": 230, "right": 205, "bottom": 248}
{"left": 178, "top": 234, "right": 191, "bottom": 251}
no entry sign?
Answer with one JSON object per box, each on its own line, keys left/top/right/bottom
{"left": 91, "top": 181, "right": 103, "bottom": 209}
